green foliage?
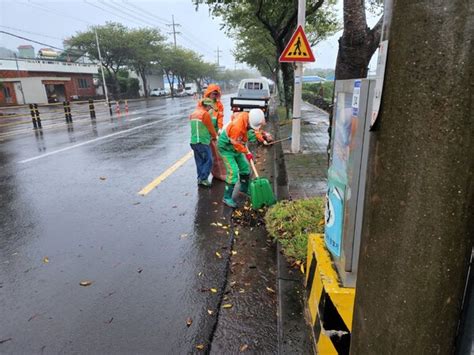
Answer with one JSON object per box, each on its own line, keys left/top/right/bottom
{"left": 265, "top": 197, "right": 325, "bottom": 261}
{"left": 198, "top": 0, "right": 339, "bottom": 109}
{"left": 302, "top": 82, "right": 333, "bottom": 102}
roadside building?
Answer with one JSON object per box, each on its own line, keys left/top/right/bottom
{"left": 0, "top": 57, "right": 99, "bottom": 106}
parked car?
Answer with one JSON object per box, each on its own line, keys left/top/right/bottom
{"left": 150, "top": 88, "right": 166, "bottom": 97}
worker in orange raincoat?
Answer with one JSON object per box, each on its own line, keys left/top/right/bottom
{"left": 203, "top": 84, "right": 224, "bottom": 133}
{"left": 217, "top": 109, "right": 266, "bottom": 208}
{"left": 189, "top": 98, "right": 218, "bottom": 187}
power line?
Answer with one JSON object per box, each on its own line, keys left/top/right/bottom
{"left": 83, "top": 0, "right": 153, "bottom": 29}
{"left": 119, "top": 0, "right": 169, "bottom": 26}
{"left": 0, "top": 30, "right": 66, "bottom": 52}
{"left": 97, "top": 0, "right": 166, "bottom": 31}
{"left": 0, "top": 25, "right": 64, "bottom": 41}
{"left": 17, "top": 1, "right": 93, "bottom": 26}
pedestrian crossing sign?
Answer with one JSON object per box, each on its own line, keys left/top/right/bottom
{"left": 279, "top": 25, "right": 315, "bottom": 62}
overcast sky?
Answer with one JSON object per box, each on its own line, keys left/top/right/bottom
{"left": 0, "top": 0, "right": 379, "bottom": 70}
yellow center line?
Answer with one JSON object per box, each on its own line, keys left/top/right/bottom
{"left": 138, "top": 150, "right": 194, "bottom": 196}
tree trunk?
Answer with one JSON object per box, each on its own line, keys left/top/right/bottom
{"left": 351, "top": 0, "right": 474, "bottom": 353}
{"left": 140, "top": 70, "right": 148, "bottom": 98}
{"left": 280, "top": 62, "right": 294, "bottom": 110}
{"left": 335, "top": 0, "right": 382, "bottom": 80}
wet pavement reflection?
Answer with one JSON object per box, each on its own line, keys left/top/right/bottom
{"left": 0, "top": 95, "right": 278, "bottom": 353}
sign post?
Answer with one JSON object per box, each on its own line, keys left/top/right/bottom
{"left": 279, "top": 0, "right": 315, "bottom": 153}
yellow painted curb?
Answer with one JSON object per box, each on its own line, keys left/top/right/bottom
{"left": 305, "top": 233, "right": 355, "bottom": 354}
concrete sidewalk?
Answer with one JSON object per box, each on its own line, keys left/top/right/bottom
{"left": 279, "top": 101, "right": 329, "bottom": 200}
{"left": 274, "top": 101, "right": 330, "bottom": 354}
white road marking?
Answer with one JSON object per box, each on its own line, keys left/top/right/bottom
{"left": 18, "top": 115, "right": 182, "bottom": 164}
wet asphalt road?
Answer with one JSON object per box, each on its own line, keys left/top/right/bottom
{"left": 0, "top": 95, "right": 269, "bottom": 353}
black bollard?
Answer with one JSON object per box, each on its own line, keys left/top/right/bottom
{"left": 67, "top": 101, "right": 72, "bottom": 122}
{"left": 108, "top": 101, "right": 113, "bottom": 116}
{"left": 33, "top": 103, "right": 42, "bottom": 128}
{"left": 29, "top": 103, "right": 38, "bottom": 129}
{"left": 63, "top": 101, "right": 69, "bottom": 122}
{"left": 89, "top": 98, "right": 96, "bottom": 119}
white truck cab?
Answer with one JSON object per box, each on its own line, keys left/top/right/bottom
{"left": 237, "top": 78, "right": 270, "bottom": 99}
{"left": 232, "top": 78, "right": 271, "bottom": 118}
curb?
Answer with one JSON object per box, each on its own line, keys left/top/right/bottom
{"left": 305, "top": 234, "right": 355, "bottom": 354}
{"left": 272, "top": 110, "right": 314, "bottom": 354}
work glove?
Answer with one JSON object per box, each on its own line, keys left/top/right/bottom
{"left": 245, "top": 152, "right": 254, "bottom": 161}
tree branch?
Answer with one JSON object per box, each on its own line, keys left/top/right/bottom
{"left": 367, "top": 15, "right": 383, "bottom": 55}
{"left": 306, "top": 0, "right": 324, "bottom": 17}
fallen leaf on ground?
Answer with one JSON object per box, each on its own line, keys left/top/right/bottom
{"left": 318, "top": 218, "right": 325, "bottom": 226}
{"left": 210, "top": 288, "right": 218, "bottom": 293}
{"left": 186, "top": 317, "right": 193, "bottom": 327}
{"left": 229, "top": 281, "right": 237, "bottom": 287}
{"left": 235, "top": 230, "right": 239, "bottom": 236}
{"left": 239, "top": 288, "right": 245, "bottom": 293}
{"left": 240, "top": 344, "right": 249, "bottom": 352}
{"left": 137, "top": 268, "right": 143, "bottom": 273}
{"left": 210, "top": 222, "right": 217, "bottom": 226}
{"left": 42, "top": 257, "right": 49, "bottom": 264}
{"left": 180, "top": 233, "right": 188, "bottom": 239}
{"left": 198, "top": 272, "right": 203, "bottom": 277}
{"left": 215, "top": 252, "right": 222, "bottom": 258}
{"left": 231, "top": 251, "right": 237, "bottom": 255}
{"left": 99, "top": 176, "right": 107, "bottom": 180}
{"left": 266, "top": 287, "right": 276, "bottom": 293}
{"left": 216, "top": 222, "right": 223, "bottom": 227}
{"left": 79, "top": 280, "right": 93, "bottom": 287}
{"left": 212, "top": 202, "right": 218, "bottom": 205}
{"left": 222, "top": 304, "right": 233, "bottom": 309}
{"left": 300, "top": 263, "right": 305, "bottom": 274}
{"left": 196, "top": 344, "right": 205, "bottom": 350}
{"left": 207, "top": 309, "right": 214, "bottom": 315}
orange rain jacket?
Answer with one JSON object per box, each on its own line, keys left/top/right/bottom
{"left": 203, "top": 84, "right": 224, "bottom": 129}
{"left": 230, "top": 112, "right": 265, "bottom": 143}
{"left": 224, "top": 111, "right": 250, "bottom": 153}
{"left": 189, "top": 102, "right": 217, "bottom": 144}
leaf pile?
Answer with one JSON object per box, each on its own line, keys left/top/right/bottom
{"left": 265, "top": 197, "right": 325, "bottom": 262}
{"left": 231, "top": 202, "right": 267, "bottom": 227}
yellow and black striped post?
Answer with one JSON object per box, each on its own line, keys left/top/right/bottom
{"left": 89, "top": 98, "right": 96, "bottom": 120}
{"left": 305, "top": 234, "right": 355, "bottom": 354}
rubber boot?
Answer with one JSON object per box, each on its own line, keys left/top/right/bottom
{"left": 222, "top": 184, "right": 237, "bottom": 208}
{"left": 239, "top": 174, "right": 250, "bottom": 197}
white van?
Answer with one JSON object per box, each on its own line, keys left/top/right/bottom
{"left": 184, "top": 83, "right": 197, "bottom": 96}
{"left": 237, "top": 78, "right": 270, "bottom": 99}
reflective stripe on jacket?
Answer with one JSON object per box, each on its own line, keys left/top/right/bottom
{"left": 189, "top": 106, "right": 217, "bottom": 145}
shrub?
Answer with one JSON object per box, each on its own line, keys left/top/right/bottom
{"left": 265, "top": 197, "right": 325, "bottom": 262}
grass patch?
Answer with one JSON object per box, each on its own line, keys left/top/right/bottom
{"left": 265, "top": 197, "right": 325, "bottom": 262}
{"left": 276, "top": 106, "right": 289, "bottom": 120}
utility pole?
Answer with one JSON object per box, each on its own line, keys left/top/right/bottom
{"left": 95, "top": 29, "right": 110, "bottom": 115}
{"left": 290, "top": 0, "right": 305, "bottom": 153}
{"left": 166, "top": 15, "right": 181, "bottom": 49}
{"left": 351, "top": 0, "right": 473, "bottom": 353}
{"left": 215, "top": 46, "right": 222, "bottom": 67}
